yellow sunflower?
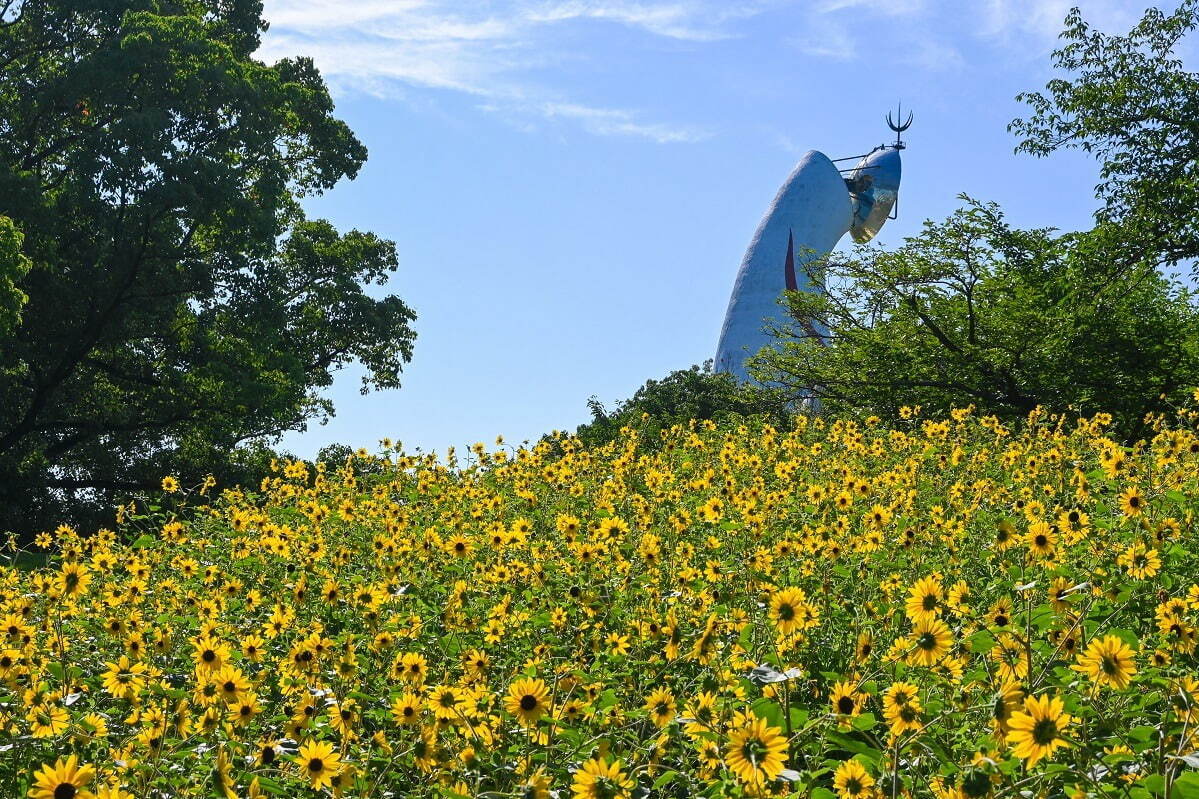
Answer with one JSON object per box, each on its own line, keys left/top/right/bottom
{"left": 57, "top": 562, "right": 91, "bottom": 598}
{"left": 830, "top": 680, "right": 863, "bottom": 724}
{"left": 770, "top": 586, "right": 811, "bottom": 635}
{"left": 1072, "top": 634, "right": 1137, "bottom": 690}
{"left": 391, "top": 692, "right": 423, "bottom": 726}
{"left": 1119, "top": 486, "right": 1146, "bottom": 517}
{"left": 296, "top": 739, "right": 342, "bottom": 790}
{"left": 1026, "top": 522, "right": 1056, "bottom": 559}
{"left": 506, "top": 677, "right": 550, "bottom": 727}
{"left": 908, "top": 616, "right": 952, "bottom": 667}
{"left": 904, "top": 575, "right": 943, "bottom": 622}
{"left": 572, "top": 757, "right": 633, "bottom": 799}
{"left": 882, "top": 681, "right": 923, "bottom": 737}
{"left": 833, "top": 759, "right": 875, "bottom": 799}
{"left": 724, "top": 715, "right": 788, "bottom": 788}
{"left": 643, "top": 687, "right": 677, "bottom": 728}
{"left": 27, "top": 755, "right": 96, "bottom": 799}
{"left": 1005, "top": 694, "right": 1073, "bottom": 766}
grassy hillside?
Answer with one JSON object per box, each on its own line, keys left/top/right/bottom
{"left": 4, "top": 405, "right": 1199, "bottom": 798}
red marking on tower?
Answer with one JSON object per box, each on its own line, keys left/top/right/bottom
{"left": 783, "top": 229, "right": 797, "bottom": 292}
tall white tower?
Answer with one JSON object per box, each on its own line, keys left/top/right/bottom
{"left": 714, "top": 115, "right": 908, "bottom": 382}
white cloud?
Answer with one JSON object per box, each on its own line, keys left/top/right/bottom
{"left": 979, "top": 0, "right": 1140, "bottom": 41}
{"left": 901, "top": 34, "right": 963, "bottom": 70}
{"left": 523, "top": 1, "right": 736, "bottom": 41}
{"left": 813, "top": 0, "right": 926, "bottom": 16}
{"left": 537, "top": 101, "right": 711, "bottom": 142}
{"left": 793, "top": 0, "right": 1150, "bottom": 71}
{"left": 259, "top": 0, "right": 763, "bottom": 141}
{"left": 788, "top": 16, "right": 857, "bottom": 60}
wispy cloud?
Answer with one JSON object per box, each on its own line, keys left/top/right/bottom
{"left": 537, "top": 101, "right": 711, "bottom": 142}
{"left": 524, "top": 1, "right": 736, "bottom": 41}
{"left": 788, "top": 16, "right": 857, "bottom": 60}
{"left": 258, "top": 0, "right": 755, "bottom": 141}
{"left": 978, "top": 0, "right": 1139, "bottom": 42}
{"left": 795, "top": 0, "right": 1142, "bottom": 69}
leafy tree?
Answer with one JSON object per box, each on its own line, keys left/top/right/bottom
{"left": 749, "top": 200, "right": 1199, "bottom": 439}
{"left": 1009, "top": 1, "right": 1199, "bottom": 273}
{"left": 0, "top": 0, "right": 416, "bottom": 535}
{"left": 0, "top": 216, "right": 31, "bottom": 335}
{"left": 568, "top": 362, "right": 793, "bottom": 450}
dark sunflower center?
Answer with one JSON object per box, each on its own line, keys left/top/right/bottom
{"left": 741, "top": 738, "right": 768, "bottom": 762}
{"left": 1031, "top": 718, "right": 1058, "bottom": 745}
{"left": 777, "top": 603, "right": 795, "bottom": 621}
{"left": 202, "top": 649, "right": 216, "bottom": 662}
{"left": 995, "top": 614, "right": 1009, "bottom": 627}
{"left": 308, "top": 758, "right": 324, "bottom": 773}
{"left": 224, "top": 681, "right": 236, "bottom": 693}
{"left": 837, "top": 696, "right": 856, "bottom": 714}
{"left": 918, "top": 633, "right": 937, "bottom": 651}
{"left": 54, "top": 784, "right": 76, "bottom": 799}
{"left": 1034, "top": 535, "right": 1048, "bottom": 547}
{"left": 520, "top": 694, "right": 538, "bottom": 711}
{"left": 922, "top": 595, "right": 937, "bottom": 611}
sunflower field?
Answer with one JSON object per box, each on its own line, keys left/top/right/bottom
{"left": 5, "top": 404, "right": 1199, "bottom": 799}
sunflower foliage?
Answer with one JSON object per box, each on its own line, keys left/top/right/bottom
{"left": 6, "top": 404, "right": 1199, "bottom": 799}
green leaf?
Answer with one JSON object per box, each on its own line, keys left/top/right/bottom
{"left": 653, "top": 771, "right": 680, "bottom": 789}
{"left": 966, "top": 630, "right": 996, "bottom": 653}
{"left": 750, "top": 698, "right": 784, "bottom": 729}
{"left": 1141, "top": 774, "right": 1166, "bottom": 796}
{"left": 852, "top": 712, "right": 877, "bottom": 730}
{"left": 1171, "top": 772, "right": 1199, "bottom": 799}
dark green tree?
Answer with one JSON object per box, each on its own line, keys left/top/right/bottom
{"left": 0, "top": 0, "right": 416, "bottom": 535}
{"left": 0, "top": 216, "right": 31, "bottom": 335}
{"left": 1009, "top": 1, "right": 1199, "bottom": 273}
{"left": 749, "top": 201, "right": 1199, "bottom": 439}
{"left": 568, "top": 362, "right": 793, "bottom": 450}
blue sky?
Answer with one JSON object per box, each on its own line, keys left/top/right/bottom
{"left": 258, "top": 0, "right": 1167, "bottom": 457}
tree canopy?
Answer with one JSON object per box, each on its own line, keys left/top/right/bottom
{"left": 749, "top": 201, "right": 1199, "bottom": 439}
{"left": 568, "top": 363, "right": 792, "bottom": 451}
{"left": 0, "top": 0, "right": 416, "bottom": 535}
{"left": 1009, "top": 0, "right": 1199, "bottom": 273}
